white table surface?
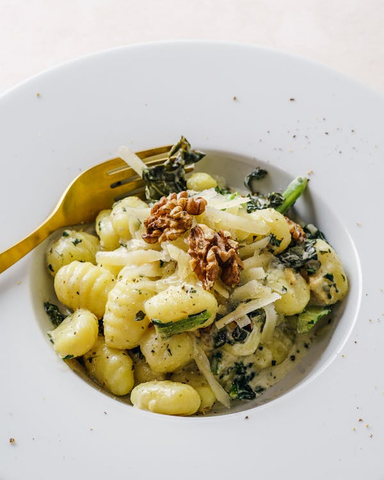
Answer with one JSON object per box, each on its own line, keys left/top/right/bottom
{"left": 1, "top": 0, "right": 383, "bottom": 95}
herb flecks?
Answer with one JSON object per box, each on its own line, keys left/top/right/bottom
{"left": 134, "top": 310, "right": 146, "bottom": 322}
{"left": 44, "top": 302, "right": 65, "bottom": 327}
{"left": 228, "top": 362, "right": 260, "bottom": 400}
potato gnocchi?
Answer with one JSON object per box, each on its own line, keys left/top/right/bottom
{"left": 44, "top": 139, "right": 348, "bottom": 416}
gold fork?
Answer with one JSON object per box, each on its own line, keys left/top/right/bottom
{"left": 0, "top": 144, "right": 184, "bottom": 274}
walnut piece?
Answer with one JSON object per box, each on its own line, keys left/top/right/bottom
{"left": 285, "top": 217, "right": 306, "bottom": 244}
{"left": 143, "top": 191, "right": 207, "bottom": 244}
{"left": 188, "top": 224, "right": 244, "bottom": 290}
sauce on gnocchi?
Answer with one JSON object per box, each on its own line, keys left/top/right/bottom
{"left": 44, "top": 138, "right": 348, "bottom": 416}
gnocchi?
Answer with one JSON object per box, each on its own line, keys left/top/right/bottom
{"left": 266, "top": 267, "right": 310, "bottom": 316}
{"left": 140, "top": 328, "right": 194, "bottom": 373}
{"left": 95, "top": 210, "right": 120, "bottom": 251}
{"left": 54, "top": 261, "right": 115, "bottom": 318}
{"left": 131, "top": 381, "right": 201, "bottom": 415}
{"left": 145, "top": 284, "right": 218, "bottom": 332}
{"left": 43, "top": 139, "right": 348, "bottom": 416}
{"left": 309, "top": 239, "right": 348, "bottom": 305}
{"left": 104, "top": 278, "right": 152, "bottom": 349}
{"left": 49, "top": 309, "right": 98, "bottom": 358}
{"left": 84, "top": 337, "right": 135, "bottom": 396}
{"left": 46, "top": 230, "right": 99, "bottom": 276}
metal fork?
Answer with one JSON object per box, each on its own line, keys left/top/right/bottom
{"left": 0, "top": 144, "right": 182, "bottom": 274}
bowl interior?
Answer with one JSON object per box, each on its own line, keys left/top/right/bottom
{"left": 29, "top": 150, "right": 362, "bottom": 416}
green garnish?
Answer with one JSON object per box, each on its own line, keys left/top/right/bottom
{"left": 277, "top": 239, "right": 320, "bottom": 274}
{"left": 44, "top": 302, "right": 65, "bottom": 327}
{"left": 244, "top": 167, "right": 268, "bottom": 192}
{"left": 210, "top": 351, "right": 223, "bottom": 375}
{"left": 297, "top": 306, "right": 332, "bottom": 334}
{"left": 275, "top": 176, "right": 308, "bottom": 214}
{"left": 246, "top": 192, "right": 284, "bottom": 212}
{"left": 269, "top": 234, "right": 282, "bottom": 247}
{"left": 63, "top": 355, "right": 74, "bottom": 360}
{"left": 134, "top": 310, "right": 146, "bottom": 322}
{"left": 142, "top": 136, "right": 205, "bottom": 202}
{"left": 228, "top": 362, "right": 257, "bottom": 400}
{"left": 152, "top": 310, "right": 211, "bottom": 337}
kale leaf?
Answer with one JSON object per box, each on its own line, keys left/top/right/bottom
{"left": 277, "top": 239, "right": 321, "bottom": 275}
{"left": 246, "top": 192, "right": 285, "bottom": 212}
{"left": 303, "top": 223, "right": 327, "bottom": 241}
{"left": 44, "top": 302, "right": 65, "bottom": 327}
{"left": 210, "top": 351, "right": 223, "bottom": 375}
{"left": 142, "top": 136, "right": 205, "bottom": 202}
{"left": 244, "top": 167, "right": 268, "bottom": 192}
{"left": 228, "top": 362, "right": 259, "bottom": 400}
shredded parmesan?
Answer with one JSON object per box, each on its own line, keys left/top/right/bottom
{"left": 213, "top": 278, "right": 230, "bottom": 298}
{"left": 230, "top": 280, "right": 266, "bottom": 303}
{"left": 215, "top": 291, "right": 281, "bottom": 330}
{"left": 165, "top": 243, "right": 192, "bottom": 280}
{"left": 193, "top": 342, "right": 230, "bottom": 408}
{"left": 235, "top": 315, "right": 251, "bottom": 328}
{"left": 204, "top": 206, "right": 269, "bottom": 235}
{"left": 239, "top": 236, "right": 270, "bottom": 259}
{"left": 118, "top": 146, "right": 147, "bottom": 177}
{"left": 240, "top": 267, "right": 266, "bottom": 283}
{"left": 96, "top": 247, "right": 165, "bottom": 267}
{"left": 260, "top": 304, "right": 278, "bottom": 343}
{"left": 195, "top": 188, "right": 249, "bottom": 210}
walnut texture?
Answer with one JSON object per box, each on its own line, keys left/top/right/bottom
{"left": 143, "top": 191, "right": 207, "bottom": 244}
{"left": 285, "top": 217, "right": 306, "bottom": 244}
{"left": 188, "top": 224, "right": 244, "bottom": 290}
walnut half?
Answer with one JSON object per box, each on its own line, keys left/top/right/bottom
{"left": 285, "top": 217, "right": 306, "bottom": 244}
{"left": 143, "top": 191, "right": 207, "bottom": 244}
{"left": 188, "top": 224, "right": 244, "bottom": 290}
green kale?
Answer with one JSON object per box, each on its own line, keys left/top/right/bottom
{"left": 228, "top": 362, "right": 257, "bottom": 400}
{"left": 303, "top": 223, "right": 327, "bottom": 241}
{"left": 297, "top": 306, "right": 332, "bottom": 334}
{"left": 269, "top": 234, "right": 282, "bottom": 247}
{"left": 142, "top": 136, "right": 205, "bottom": 202}
{"left": 215, "top": 186, "right": 232, "bottom": 195}
{"left": 213, "top": 330, "right": 228, "bottom": 348}
{"left": 210, "top": 351, "right": 223, "bottom": 375}
{"left": 231, "top": 325, "right": 249, "bottom": 343}
{"left": 134, "top": 310, "right": 146, "bottom": 322}
{"left": 275, "top": 176, "right": 308, "bottom": 215}
{"left": 246, "top": 192, "right": 285, "bottom": 212}
{"left": 246, "top": 175, "right": 308, "bottom": 214}
{"left": 244, "top": 167, "right": 268, "bottom": 192}
{"left": 277, "top": 239, "right": 321, "bottom": 275}
{"left": 152, "top": 310, "right": 211, "bottom": 337}
{"left": 44, "top": 302, "right": 65, "bottom": 327}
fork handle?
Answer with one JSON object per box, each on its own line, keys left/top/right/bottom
{"left": 0, "top": 215, "right": 61, "bottom": 274}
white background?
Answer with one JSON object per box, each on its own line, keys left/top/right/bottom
{"left": 1, "top": 0, "right": 383, "bottom": 94}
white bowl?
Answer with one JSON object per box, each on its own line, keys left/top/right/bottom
{"left": 1, "top": 42, "right": 383, "bottom": 479}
